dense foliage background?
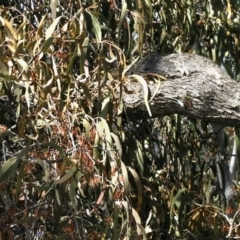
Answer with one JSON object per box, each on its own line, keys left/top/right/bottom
{"left": 0, "top": 0, "right": 240, "bottom": 239}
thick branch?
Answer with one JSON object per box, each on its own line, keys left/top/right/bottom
{"left": 123, "top": 53, "right": 240, "bottom": 126}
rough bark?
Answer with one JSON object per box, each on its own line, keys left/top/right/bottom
{"left": 123, "top": 53, "right": 240, "bottom": 126}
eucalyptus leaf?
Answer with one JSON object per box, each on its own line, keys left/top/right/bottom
{"left": 41, "top": 36, "right": 56, "bottom": 52}
{"left": 0, "top": 157, "right": 19, "bottom": 183}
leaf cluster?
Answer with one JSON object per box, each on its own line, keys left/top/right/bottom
{"left": 0, "top": 0, "right": 240, "bottom": 239}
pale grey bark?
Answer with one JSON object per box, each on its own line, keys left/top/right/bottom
{"left": 123, "top": 53, "right": 240, "bottom": 127}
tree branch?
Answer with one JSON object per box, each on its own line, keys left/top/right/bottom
{"left": 123, "top": 53, "right": 240, "bottom": 126}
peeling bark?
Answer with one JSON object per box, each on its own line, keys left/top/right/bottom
{"left": 123, "top": 53, "right": 240, "bottom": 126}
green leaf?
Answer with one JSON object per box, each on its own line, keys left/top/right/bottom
{"left": 40, "top": 142, "right": 66, "bottom": 158}
{"left": 54, "top": 167, "right": 77, "bottom": 185}
{"left": 169, "top": 187, "right": 187, "bottom": 230}
{"left": 70, "top": 177, "right": 78, "bottom": 212}
{"left": 137, "top": 223, "right": 148, "bottom": 240}
{"left": 79, "top": 37, "right": 89, "bottom": 74}
{"left": 87, "top": 11, "right": 102, "bottom": 43}
{"left": 16, "top": 18, "right": 27, "bottom": 39}
{"left": 0, "top": 17, "right": 17, "bottom": 40}
{"left": 93, "top": 131, "right": 100, "bottom": 160}
{"left": 97, "top": 118, "right": 112, "bottom": 146}
{"left": 0, "top": 157, "right": 19, "bottom": 183}
{"left": 16, "top": 161, "right": 26, "bottom": 197}
{"left": 0, "top": 131, "right": 14, "bottom": 138}
{"left": 55, "top": 234, "right": 70, "bottom": 240}
{"left": 83, "top": 117, "right": 91, "bottom": 139}
{"left": 13, "top": 218, "right": 36, "bottom": 224}
{"left": 110, "top": 133, "right": 122, "bottom": 158}
{"left": 66, "top": 46, "right": 78, "bottom": 75}
{"left": 178, "top": 192, "right": 195, "bottom": 237}
{"left": 37, "top": 14, "right": 47, "bottom": 38}
{"left": 17, "top": 144, "right": 29, "bottom": 159}
{"left": 113, "top": 208, "right": 120, "bottom": 239}
{"left": 128, "top": 167, "right": 143, "bottom": 210}
{"left": 24, "top": 81, "right": 30, "bottom": 110}
{"left": 46, "top": 16, "right": 62, "bottom": 39}
{"left": 0, "top": 60, "right": 9, "bottom": 75}
{"left": 0, "top": 73, "right": 12, "bottom": 81}
{"left": 117, "top": 3, "right": 127, "bottom": 43}
{"left": 100, "top": 96, "right": 111, "bottom": 119}
{"left": 130, "top": 74, "right": 152, "bottom": 117}
{"left": 41, "top": 36, "right": 56, "bottom": 52}
{"left": 120, "top": 160, "right": 130, "bottom": 196}
{"left": 35, "top": 158, "right": 50, "bottom": 181}
{"left": 55, "top": 188, "right": 61, "bottom": 205}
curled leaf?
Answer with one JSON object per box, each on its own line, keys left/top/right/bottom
{"left": 130, "top": 74, "right": 152, "bottom": 117}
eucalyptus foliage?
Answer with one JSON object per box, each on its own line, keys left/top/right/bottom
{"left": 0, "top": 0, "right": 240, "bottom": 239}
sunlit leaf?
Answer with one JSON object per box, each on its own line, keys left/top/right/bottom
{"left": 87, "top": 10, "right": 102, "bottom": 42}
{"left": 100, "top": 96, "right": 111, "bottom": 119}
{"left": 46, "top": 16, "right": 62, "bottom": 39}
{"left": 16, "top": 18, "right": 27, "bottom": 40}
{"left": 50, "top": 0, "right": 58, "bottom": 19}
{"left": 132, "top": 208, "right": 142, "bottom": 235}
{"left": 16, "top": 59, "right": 29, "bottom": 73}
{"left": 0, "top": 17, "right": 17, "bottom": 40}
{"left": 97, "top": 118, "right": 112, "bottom": 146}
{"left": 93, "top": 131, "right": 100, "bottom": 160}
{"left": 136, "top": 222, "right": 148, "bottom": 240}
{"left": 37, "top": 14, "right": 47, "bottom": 39}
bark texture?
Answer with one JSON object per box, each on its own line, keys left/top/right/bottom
{"left": 123, "top": 53, "right": 240, "bottom": 126}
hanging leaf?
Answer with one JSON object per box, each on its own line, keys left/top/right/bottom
{"left": 0, "top": 18, "right": 17, "bottom": 40}
{"left": 16, "top": 59, "right": 29, "bottom": 73}
{"left": 129, "top": 74, "right": 152, "bottom": 117}
{"left": 117, "top": 2, "right": 127, "bottom": 43}
{"left": 50, "top": 0, "right": 58, "bottom": 19}
{"left": 0, "top": 157, "right": 19, "bottom": 183}
{"left": 40, "top": 142, "right": 66, "bottom": 158}
{"left": 41, "top": 36, "right": 56, "bottom": 52}
{"left": 45, "top": 16, "right": 62, "bottom": 39}
{"left": 36, "top": 14, "right": 47, "bottom": 38}
{"left": 54, "top": 167, "right": 77, "bottom": 185}
{"left": 120, "top": 160, "right": 131, "bottom": 197}
{"left": 128, "top": 167, "right": 143, "bottom": 210}
{"left": 87, "top": 10, "right": 102, "bottom": 43}
{"left": 100, "top": 96, "right": 111, "bottom": 119}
